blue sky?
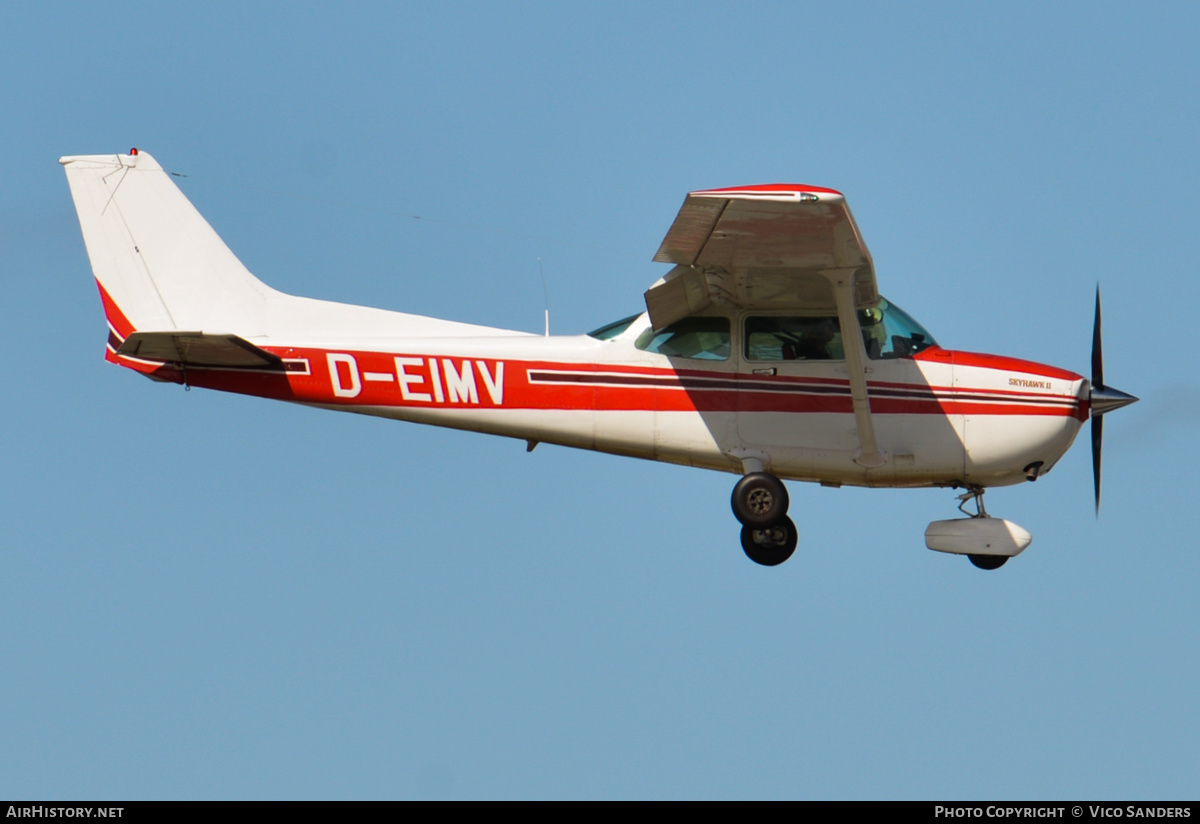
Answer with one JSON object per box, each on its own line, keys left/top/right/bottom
{"left": 2, "top": 1, "right": 1197, "bottom": 799}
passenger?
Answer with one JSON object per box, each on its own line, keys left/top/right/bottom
{"left": 792, "top": 318, "right": 838, "bottom": 360}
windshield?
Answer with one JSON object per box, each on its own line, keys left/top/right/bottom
{"left": 859, "top": 297, "right": 937, "bottom": 359}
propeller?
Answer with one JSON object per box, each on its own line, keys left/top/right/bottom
{"left": 1089, "top": 286, "right": 1139, "bottom": 513}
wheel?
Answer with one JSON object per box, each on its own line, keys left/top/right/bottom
{"left": 968, "top": 554, "right": 1008, "bottom": 570}
{"left": 731, "top": 472, "right": 789, "bottom": 528}
{"left": 740, "top": 516, "right": 798, "bottom": 566}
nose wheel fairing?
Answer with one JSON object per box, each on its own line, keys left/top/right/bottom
{"left": 924, "top": 488, "right": 1031, "bottom": 571}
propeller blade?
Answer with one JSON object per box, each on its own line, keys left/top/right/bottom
{"left": 1091, "top": 286, "right": 1103, "bottom": 514}
{"left": 1092, "top": 285, "right": 1103, "bottom": 390}
{"left": 1088, "top": 285, "right": 1137, "bottom": 515}
{"left": 1092, "top": 412, "right": 1103, "bottom": 514}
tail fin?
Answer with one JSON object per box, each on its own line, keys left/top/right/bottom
{"left": 63, "top": 149, "right": 534, "bottom": 355}
{"left": 60, "top": 150, "right": 274, "bottom": 338}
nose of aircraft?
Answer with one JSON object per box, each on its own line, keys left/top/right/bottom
{"left": 1090, "top": 287, "right": 1138, "bottom": 512}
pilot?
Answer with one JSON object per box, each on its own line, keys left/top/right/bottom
{"left": 790, "top": 317, "right": 838, "bottom": 360}
{"left": 859, "top": 306, "right": 887, "bottom": 359}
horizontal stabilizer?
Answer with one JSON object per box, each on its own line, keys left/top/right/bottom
{"left": 117, "top": 332, "right": 283, "bottom": 369}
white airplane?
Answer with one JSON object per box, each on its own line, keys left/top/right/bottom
{"left": 61, "top": 150, "right": 1137, "bottom": 569}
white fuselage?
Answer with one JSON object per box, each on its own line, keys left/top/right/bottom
{"left": 131, "top": 311, "right": 1086, "bottom": 491}
{"left": 60, "top": 150, "right": 1088, "bottom": 495}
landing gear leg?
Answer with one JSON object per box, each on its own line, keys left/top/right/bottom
{"left": 957, "top": 486, "right": 988, "bottom": 518}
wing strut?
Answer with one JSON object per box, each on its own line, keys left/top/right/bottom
{"left": 830, "top": 269, "right": 887, "bottom": 468}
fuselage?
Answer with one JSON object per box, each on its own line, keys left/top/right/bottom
{"left": 103, "top": 293, "right": 1087, "bottom": 490}
{"left": 62, "top": 151, "right": 1132, "bottom": 569}
{"left": 65, "top": 151, "right": 1088, "bottom": 495}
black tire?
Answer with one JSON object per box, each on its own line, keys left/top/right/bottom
{"left": 730, "top": 472, "right": 789, "bottom": 528}
{"left": 741, "top": 516, "right": 798, "bottom": 566}
{"left": 968, "top": 554, "right": 1008, "bottom": 570}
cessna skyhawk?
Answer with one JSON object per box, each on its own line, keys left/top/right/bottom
{"left": 61, "top": 150, "right": 1137, "bottom": 569}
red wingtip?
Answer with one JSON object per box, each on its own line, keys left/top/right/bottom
{"left": 691, "top": 183, "right": 844, "bottom": 197}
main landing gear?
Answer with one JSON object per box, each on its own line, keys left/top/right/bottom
{"left": 731, "top": 472, "right": 796, "bottom": 566}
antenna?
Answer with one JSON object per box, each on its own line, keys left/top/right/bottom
{"left": 539, "top": 257, "right": 550, "bottom": 336}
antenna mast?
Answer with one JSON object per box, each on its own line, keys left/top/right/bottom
{"left": 539, "top": 257, "right": 550, "bottom": 336}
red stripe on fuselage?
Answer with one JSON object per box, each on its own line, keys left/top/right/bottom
{"left": 915, "top": 347, "right": 1083, "bottom": 381}
{"left": 154, "top": 344, "right": 1085, "bottom": 421}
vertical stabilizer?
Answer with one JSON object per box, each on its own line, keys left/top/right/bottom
{"left": 60, "top": 150, "right": 275, "bottom": 336}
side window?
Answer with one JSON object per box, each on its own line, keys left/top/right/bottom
{"left": 744, "top": 316, "right": 844, "bottom": 361}
{"left": 587, "top": 313, "right": 642, "bottom": 340}
{"left": 635, "top": 317, "right": 730, "bottom": 360}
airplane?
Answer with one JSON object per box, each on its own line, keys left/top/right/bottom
{"left": 60, "top": 149, "right": 1138, "bottom": 570}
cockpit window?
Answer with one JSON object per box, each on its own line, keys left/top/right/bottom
{"left": 587, "top": 313, "right": 641, "bottom": 340}
{"left": 745, "top": 316, "right": 844, "bottom": 361}
{"left": 635, "top": 317, "right": 730, "bottom": 360}
{"left": 859, "top": 297, "right": 937, "bottom": 359}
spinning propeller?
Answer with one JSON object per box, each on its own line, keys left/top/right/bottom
{"left": 1089, "top": 287, "right": 1139, "bottom": 512}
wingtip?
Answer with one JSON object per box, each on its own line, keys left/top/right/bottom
{"left": 689, "top": 183, "right": 845, "bottom": 201}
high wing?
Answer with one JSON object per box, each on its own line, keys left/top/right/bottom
{"left": 646, "top": 184, "right": 887, "bottom": 468}
{"left": 645, "top": 184, "right": 878, "bottom": 330}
